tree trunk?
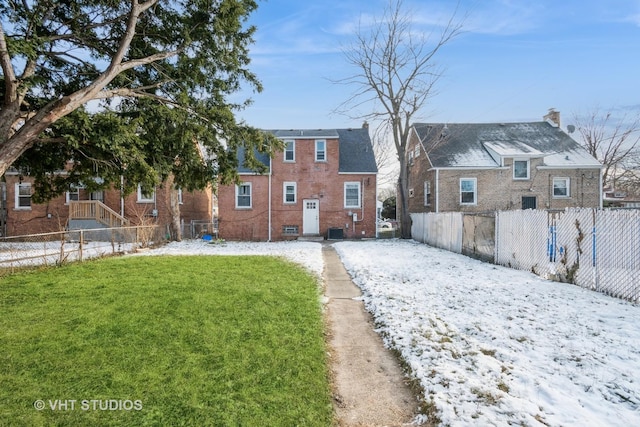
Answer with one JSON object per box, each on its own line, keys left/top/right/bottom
{"left": 398, "top": 158, "right": 412, "bottom": 239}
{"left": 166, "top": 174, "right": 182, "bottom": 241}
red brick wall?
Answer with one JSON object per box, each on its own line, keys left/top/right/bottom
{"left": 218, "top": 137, "right": 377, "bottom": 241}
{"left": 3, "top": 173, "right": 212, "bottom": 237}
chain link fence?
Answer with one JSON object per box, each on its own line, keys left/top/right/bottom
{"left": 180, "top": 220, "right": 218, "bottom": 240}
{"left": 412, "top": 208, "right": 640, "bottom": 303}
{"left": 0, "top": 225, "right": 164, "bottom": 275}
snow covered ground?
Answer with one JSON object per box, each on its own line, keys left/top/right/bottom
{"left": 0, "top": 241, "right": 134, "bottom": 268}
{"left": 138, "top": 239, "right": 639, "bottom": 426}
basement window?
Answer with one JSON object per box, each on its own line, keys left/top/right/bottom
{"left": 282, "top": 225, "right": 299, "bottom": 235}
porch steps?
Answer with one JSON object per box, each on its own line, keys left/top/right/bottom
{"left": 69, "top": 200, "right": 129, "bottom": 228}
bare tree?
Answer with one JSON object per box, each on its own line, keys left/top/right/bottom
{"left": 335, "top": 0, "right": 463, "bottom": 238}
{"left": 572, "top": 108, "right": 640, "bottom": 191}
{"left": 371, "top": 122, "right": 399, "bottom": 192}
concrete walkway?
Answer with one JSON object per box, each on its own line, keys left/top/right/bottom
{"left": 322, "top": 244, "right": 418, "bottom": 426}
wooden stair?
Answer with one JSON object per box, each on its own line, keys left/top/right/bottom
{"left": 69, "top": 201, "right": 129, "bottom": 228}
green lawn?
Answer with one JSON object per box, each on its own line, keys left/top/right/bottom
{"left": 0, "top": 256, "right": 332, "bottom": 426}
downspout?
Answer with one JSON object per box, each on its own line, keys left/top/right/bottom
{"left": 361, "top": 178, "right": 365, "bottom": 230}
{"left": 435, "top": 169, "right": 440, "bottom": 213}
{"left": 598, "top": 169, "right": 603, "bottom": 209}
{"left": 268, "top": 160, "right": 272, "bottom": 241}
{"left": 375, "top": 175, "right": 379, "bottom": 239}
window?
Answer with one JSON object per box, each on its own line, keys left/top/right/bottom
{"left": 282, "top": 225, "right": 299, "bottom": 235}
{"left": 15, "top": 183, "right": 31, "bottom": 209}
{"left": 344, "top": 182, "right": 361, "bottom": 208}
{"left": 177, "top": 188, "right": 183, "bottom": 205}
{"left": 284, "top": 140, "right": 295, "bottom": 162}
{"left": 414, "top": 144, "right": 420, "bottom": 158}
{"left": 460, "top": 178, "right": 477, "bottom": 205}
{"left": 236, "top": 183, "right": 252, "bottom": 208}
{"left": 137, "top": 184, "right": 155, "bottom": 203}
{"left": 424, "top": 181, "right": 431, "bottom": 206}
{"left": 522, "top": 196, "right": 537, "bottom": 209}
{"left": 513, "top": 159, "right": 530, "bottom": 180}
{"left": 90, "top": 191, "right": 104, "bottom": 203}
{"left": 283, "top": 182, "right": 297, "bottom": 204}
{"left": 315, "top": 140, "right": 326, "bottom": 161}
{"left": 553, "top": 177, "right": 570, "bottom": 197}
{"left": 66, "top": 185, "right": 81, "bottom": 203}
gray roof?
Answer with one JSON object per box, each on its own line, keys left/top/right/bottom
{"left": 270, "top": 129, "right": 339, "bottom": 139}
{"left": 236, "top": 146, "right": 271, "bottom": 174}
{"left": 239, "top": 127, "right": 377, "bottom": 174}
{"left": 412, "top": 122, "right": 602, "bottom": 169}
{"left": 336, "top": 128, "right": 377, "bottom": 173}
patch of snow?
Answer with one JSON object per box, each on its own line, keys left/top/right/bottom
{"left": 130, "top": 239, "right": 324, "bottom": 277}
{"left": 334, "top": 240, "right": 640, "bottom": 426}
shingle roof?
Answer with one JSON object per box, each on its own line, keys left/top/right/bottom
{"left": 336, "top": 128, "right": 377, "bottom": 173}
{"left": 412, "top": 122, "right": 602, "bottom": 169}
{"left": 271, "top": 129, "right": 339, "bottom": 139}
{"left": 236, "top": 147, "right": 270, "bottom": 174}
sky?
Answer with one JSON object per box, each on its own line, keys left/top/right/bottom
{"left": 235, "top": 0, "right": 640, "bottom": 131}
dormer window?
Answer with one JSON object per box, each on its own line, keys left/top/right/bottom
{"left": 513, "top": 159, "right": 530, "bottom": 180}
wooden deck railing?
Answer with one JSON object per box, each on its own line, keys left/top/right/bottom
{"left": 69, "top": 201, "right": 129, "bottom": 228}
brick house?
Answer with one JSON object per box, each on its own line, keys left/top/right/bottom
{"left": 1, "top": 170, "right": 213, "bottom": 237}
{"left": 217, "top": 125, "right": 378, "bottom": 241}
{"left": 406, "top": 112, "right": 602, "bottom": 213}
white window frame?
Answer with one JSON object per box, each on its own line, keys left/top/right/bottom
{"left": 424, "top": 181, "right": 431, "bottom": 206}
{"left": 137, "top": 184, "right": 155, "bottom": 203}
{"left": 553, "top": 177, "right": 571, "bottom": 198}
{"left": 177, "top": 188, "right": 183, "bottom": 205}
{"left": 283, "top": 182, "right": 297, "bottom": 204}
{"left": 344, "top": 182, "right": 361, "bottom": 208}
{"left": 460, "top": 178, "right": 477, "bottom": 205}
{"left": 284, "top": 140, "right": 295, "bottom": 162}
{"left": 15, "top": 182, "right": 32, "bottom": 210}
{"left": 90, "top": 191, "right": 104, "bottom": 203}
{"left": 414, "top": 144, "right": 420, "bottom": 158}
{"left": 65, "top": 185, "right": 81, "bottom": 204}
{"left": 235, "top": 182, "right": 252, "bottom": 208}
{"left": 513, "top": 159, "right": 530, "bottom": 180}
{"left": 315, "top": 139, "right": 326, "bottom": 162}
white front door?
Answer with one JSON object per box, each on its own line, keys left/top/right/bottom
{"left": 302, "top": 199, "right": 320, "bottom": 235}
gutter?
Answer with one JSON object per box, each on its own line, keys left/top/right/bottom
{"left": 268, "top": 160, "right": 272, "bottom": 242}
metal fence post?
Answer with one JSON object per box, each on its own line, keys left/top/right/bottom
{"left": 79, "top": 230, "right": 83, "bottom": 262}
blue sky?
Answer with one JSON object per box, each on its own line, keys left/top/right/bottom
{"left": 236, "top": 0, "right": 640, "bottom": 130}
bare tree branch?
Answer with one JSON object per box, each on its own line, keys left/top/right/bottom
{"left": 333, "top": 0, "right": 464, "bottom": 237}
{"left": 573, "top": 107, "right": 640, "bottom": 189}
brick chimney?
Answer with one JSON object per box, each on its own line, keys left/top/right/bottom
{"left": 544, "top": 108, "right": 560, "bottom": 127}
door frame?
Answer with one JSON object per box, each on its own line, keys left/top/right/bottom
{"left": 302, "top": 199, "right": 320, "bottom": 235}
